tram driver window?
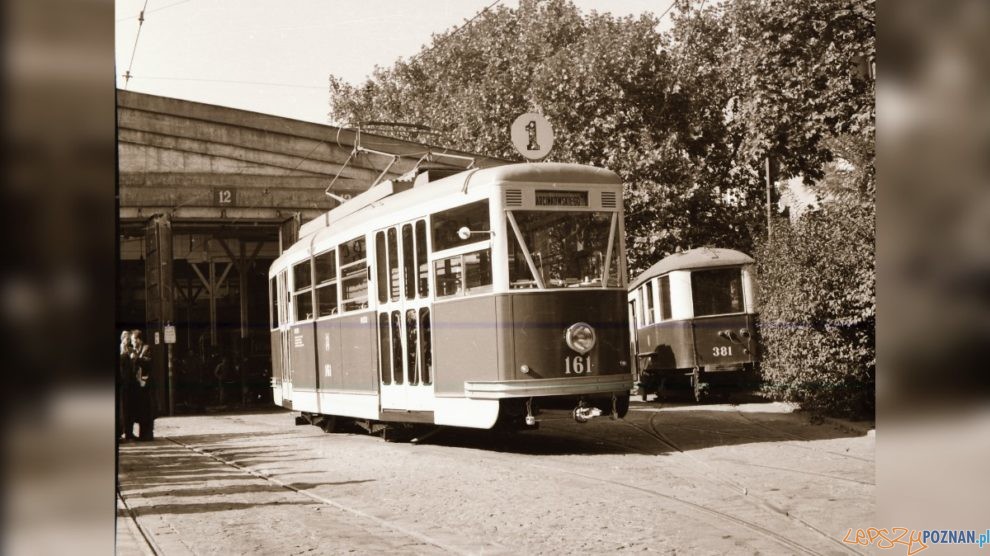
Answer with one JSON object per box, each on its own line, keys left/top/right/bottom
{"left": 691, "top": 268, "right": 744, "bottom": 317}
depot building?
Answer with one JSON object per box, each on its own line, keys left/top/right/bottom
{"left": 117, "top": 90, "right": 502, "bottom": 414}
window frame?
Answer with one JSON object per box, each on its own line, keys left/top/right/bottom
{"left": 690, "top": 267, "right": 746, "bottom": 318}
{"left": 338, "top": 235, "right": 369, "bottom": 313}
{"left": 291, "top": 259, "right": 315, "bottom": 322}
{"left": 313, "top": 248, "right": 340, "bottom": 320}
{"left": 432, "top": 246, "right": 494, "bottom": 300}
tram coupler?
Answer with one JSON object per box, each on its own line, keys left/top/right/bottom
{"left": 572, "top": 400, "right": 602, "bottom": 424}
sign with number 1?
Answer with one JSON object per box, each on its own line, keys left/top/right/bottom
{"left": 510, "top": 113, "right": 554, "bottom": 160}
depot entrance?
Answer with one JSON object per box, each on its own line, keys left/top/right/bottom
{"left": 119, "top": 219, "right": 283, "bottom": 414}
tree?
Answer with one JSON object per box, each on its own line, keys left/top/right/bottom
{"left": 669, "top": 0, "right": 875, "bottom": 417}
{"left": 329, "top": 0, "right": 765, "bottom": 275}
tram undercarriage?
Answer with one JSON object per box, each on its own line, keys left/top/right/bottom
{"left": 292, "top": 391, "right": 632, "bottom": 442}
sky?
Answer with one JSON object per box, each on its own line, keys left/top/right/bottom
{"left": 115, "top": 0, "right": 676, "bottom": 124}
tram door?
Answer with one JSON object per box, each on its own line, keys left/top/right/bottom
{"left": 375, "top": 220, "right": 434, "bottom": 411}
{"left": 278, "top": 270, "right": 292, "bottom": 404}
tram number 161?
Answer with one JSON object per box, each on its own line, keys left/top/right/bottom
{"left": 564, "top": 355, "right": 592, "bottom": 375}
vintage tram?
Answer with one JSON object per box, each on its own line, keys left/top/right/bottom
{"left": 627, "top": 248, "right": 759, "bottom": 401}
{"left": 269, "top": 163, "right": 633, "bottom": 436}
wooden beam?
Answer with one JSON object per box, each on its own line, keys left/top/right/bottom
{"left": 190, "top": 263, "right": 212, "bottom": 293}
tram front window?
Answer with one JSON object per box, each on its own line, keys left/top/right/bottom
{"left": 508, "top": 211, "right": 619, "bottom": 289}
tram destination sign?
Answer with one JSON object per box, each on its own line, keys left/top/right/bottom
{"left": 535, "top": 190, "right": 588, "bottom": 207}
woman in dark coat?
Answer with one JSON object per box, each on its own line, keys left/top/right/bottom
{"left": 118, "top": 330, "right": 134, "bottom": 440}
{"left": 129, "top": 330, "right": 155, "bottom": 440}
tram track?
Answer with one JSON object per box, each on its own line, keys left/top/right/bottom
{"left": 730, "top": 410, "right": 874, "bottom": 463}
{"left": 164, "top": 412, "right": 865, "bottom": 554}
{"left": 533, "top": 419, "right": 856, "bottom": 556}
{"left": 631, "top": 413, "right": 863, "bottom": 555}
{"left": 163, "top": 436, "right": 472, "bottom": 555}
{"left": 628, "top": 406, "right": 874, "bottom": 464}
{"left": 117, "top": 489, "right": 162, "bottom": 556}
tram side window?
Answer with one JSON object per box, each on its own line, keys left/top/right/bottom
{"left": 339, "top": 236, "right": 369, "bottom": 312}
{"left": 432, "top": 200, "right": 490, "bottom": 251}
{"left": 434, "top": 256, "right": 463, "bottom": 297}
{"left": 390, "top": 311, "right": 403, "bottom": 384}
{"left": 388, "top": 228, "right": 400, "bottom": 302}
{"left": 293, "top": 260, "right": 314, "bottom": 321}
{"left": 314, "top": 249, "right": 338, "bottom": 318}
{"left": 405, "top": 309, "right": 418, "bottom": 385}
{"left": 658, "top": 275, "right": 672, "bottom": 321}
{"left": 691, "top": 268, "right": 744, "bottom": 317}
{"left": 464, "top": 250, "right": 493, "bottom": 294}
{"left": 375, "top": 232, "right": 388, "bottom": 304}
{"left": 270, "top": 278, "right": 278, "bottom": 329}
{"left": 416, "top": 220, "right": 429, "bottom": 297}
{"left": 378, "top": 313, "right": 391, "bottom": 385}
{"left": 419, "top": 307, "right": 432, "bottom": 385}
{"left": 434, "top": 249, "right": 492, "bottom": 298}
{"left": 403, "top": 225, "right": 415, "bottom": 300}
{"left": 644, "top": 280, "right": 655, "bottom": 325}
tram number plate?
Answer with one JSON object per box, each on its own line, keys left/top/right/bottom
{"left": 713, "top": 346, "right": 733, "bottom": 357}
{"left": 564, "top": 355, "right": 592, "bottom": 375}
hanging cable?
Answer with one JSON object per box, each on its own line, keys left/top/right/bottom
{"left": 408, "top": 0, "right": 502, "bottom": 64}
{"left": 122, "top": 0, "right": 151, "bottom": 89}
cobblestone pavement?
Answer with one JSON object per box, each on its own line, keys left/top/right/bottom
{"left": 116, "top": 400, "right": 874, "bottom": 555}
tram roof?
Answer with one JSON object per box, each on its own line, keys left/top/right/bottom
{"left": 629, "top": 247, "right": 754, "bottom": 290}
{"left": 274, "top": 162, "right": 623, "bottom": 269}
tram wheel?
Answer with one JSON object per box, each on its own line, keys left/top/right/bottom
{"left": 614, "top": 393, "right": 630, "bottom": 418}
{"left": 317, "top": 415, "right": 338, "bottom": 433}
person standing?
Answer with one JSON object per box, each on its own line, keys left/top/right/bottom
{"left": 118, "top": 330, "right": 135, "bottom": 441}
{"left": 129, "top": 330, "right": 155, "bottom": 441}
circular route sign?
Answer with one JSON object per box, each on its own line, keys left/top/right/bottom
{"left": 510, "top": 113, "right": 554, "bottom": 160}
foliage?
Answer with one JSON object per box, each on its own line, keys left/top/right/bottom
{"left": 329, "top": 0, "right": 765, "bottom": 275}
{"left": 755, "top": 199, "right": 875, "bottom": 418}
{"left": 329, "top": 0, "right": 877, "bottom": 417}
{"left": 670, "top": 0, "right": 875, "bottom": 417}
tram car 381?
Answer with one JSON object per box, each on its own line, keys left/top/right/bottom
{"left": 269, "top": 163, "right": 633, "bottom": 437}
{"left": 627, "top": 248, "right": 760, "bottom": 402}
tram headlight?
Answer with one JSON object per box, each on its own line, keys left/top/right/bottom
{"left": 565, "top": 322, "right": 596, "bottom": 355}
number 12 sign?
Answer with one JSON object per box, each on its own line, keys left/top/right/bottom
{"left": 213, "top": 188, "right": 237, "bottom": 206}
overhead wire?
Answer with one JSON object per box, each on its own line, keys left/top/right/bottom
{"left": 122, "top": 0, "right": 151, "bottom": 89}
{"left": 117, "top": 0, "right": 190, "bottom": 22}
{"left": 408, "top": 0, "right": 502, "bottom": 64}
{"left": 658, "top": 0, "right": 680, "bottom": 20}
{"left": 124, "top": 75, "right": 326, "bottom": 90}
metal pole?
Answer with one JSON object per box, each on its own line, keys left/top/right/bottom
{"left": 239, "top": 242, "right": 248, "bottom": 340}
{"left": 167, "top": 341, "right": 175, "bottom": 416}
{"left": 209, "top": 261, "right": 217, "bottom": 347}
{"left": 765, "top": 157, "right": 773, "bottom": 244}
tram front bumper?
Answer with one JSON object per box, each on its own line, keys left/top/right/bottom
{"left": 464, "top": 374, "right": 634, "bottom": 400}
